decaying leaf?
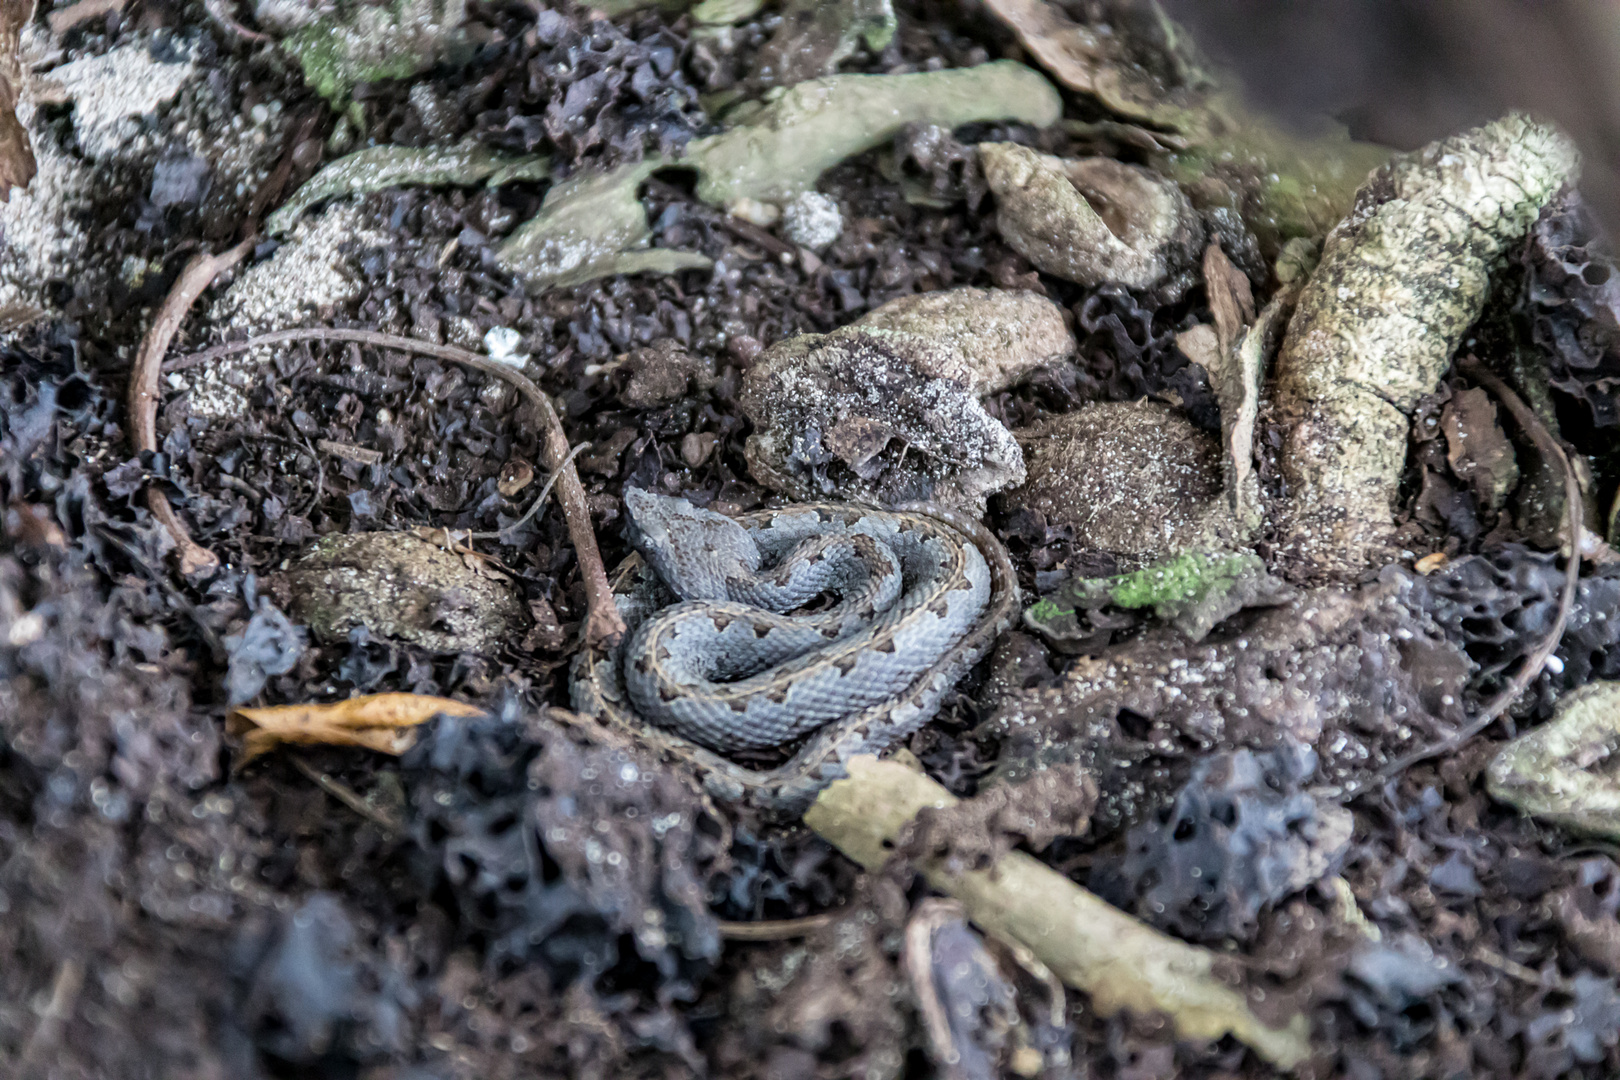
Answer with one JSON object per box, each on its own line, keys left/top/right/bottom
{"left": 979, "top": 0, "right": 1390, "bottom": 250}
{"left": 0, "top": 0, "right": 37, "bottom": 201}
{"left": 690, "top": 0, "right": 763, "bottom": 24}
{"left": 1202, "top": 243, "right": 1254, "bottom": 353}
{"left": 495, "top": 158, "right": 712, "bottom": 290}
{"left": 1488, "top": 681, "right": 1620, "bottom": 841}
{"left": 750, "top": 0, "right": 896, "bottom": 89}
{"left": 1441, "top": 386, "right": 1520, "bottom": 514}
{"left": 228, "top": 693, "right": 487, "bottom": 766}
{"left": 979, "top": 142, "right": 1203, "bottom": 298}
{"left": 687, "top": 61, "right": 1061, "bottom": 209}
{"left": 281, "top": 61, "right": 1058, "bottom": 291}
{"left": 1027, "top": 551, "right": 1293, "bottom": 644}
{"left": 266, "top": 144, "right": 549, "bottom": 235}
{"left": 979, "top": 0, "right": 1212, "bottom": 135}
{"left": 281, "top": 0, "right": 468, "bottom": 106}
{"left": 1179, "top": 250, "right": 1290, "bottom": 532}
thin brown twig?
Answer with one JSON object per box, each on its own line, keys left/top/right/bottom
{"left": 467, "top": 439, "right": 589, "bottom": 540}
{"left": 716, "top": 911, "right": 843, "bottom": 941}
{"left": 290, "top": 755, "right": 403, "bottom": 833}
{"left": 164, "top": 327, "right": 627, "bottom": 648}
{"left": 129, "top": 237, "right": 255, "bottom": 576}
{"left": 203, "top": 0, "right": 269, "bottom": 42}
{"left": 1371, "top": 357, "right": 1581, "bottom": 784}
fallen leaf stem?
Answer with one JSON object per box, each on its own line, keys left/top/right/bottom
{"left": 715, "top": 911, "right": 843, "bottom": 941}
{"left": 289, "top": 755, "right": 404, "bottom": 833}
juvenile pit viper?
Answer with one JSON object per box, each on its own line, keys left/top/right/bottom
{"left": 570, "top": 489, "right": 1019, "bottom": 814}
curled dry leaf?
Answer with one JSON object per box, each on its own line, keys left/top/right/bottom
{"left": 0, "top": 0, "right": 36, "bottom": 201}
{"left": 228, "top": 693, "right": 488, "bottom": 766}
{"left": 979, "top": 143, "right": 1203, "bottom": 299}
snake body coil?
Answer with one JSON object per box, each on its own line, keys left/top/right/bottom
{"left": 570, "top": 490, "right": 1018, "bottom": 813}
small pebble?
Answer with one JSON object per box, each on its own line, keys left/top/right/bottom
{"left": 728, "top": 197, "right": 780, "bottom": 227}
{"left": 484, "top": 326, "right": 529, "bottom": 366}
{"left": 780, "top": 191, "right": 843, "bottom": 251}
{"left": 681, "top": 432, "right": 717, "bottom": 468}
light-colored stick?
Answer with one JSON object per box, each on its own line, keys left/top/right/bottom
{"left": 804, "top": 756, "right": 1312, "bottom": 1071}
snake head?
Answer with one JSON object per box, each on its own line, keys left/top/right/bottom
{"left": 623, "top": 487, "right": 761, "bottom": 601}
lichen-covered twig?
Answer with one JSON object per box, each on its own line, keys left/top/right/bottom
{"left": 266, "top": 144, "right": 548, "bottom": 236}
{"left": 804, "top": 756, "right": 1313, "bottom": 1070}
{"left": 165, "top": 327, "right": 627, "bottom": 648}
{"left": 686, "top": 62, "right": 1061, "bottom": 208}
{"left": 1372, "top": 358, "right": 1581, "bottom": 783}
{"left": 1272, "top": 114, "right": 1578, "bottom": 581}
{"left": 129, "top": 238, "right": 255, "bottom": 576}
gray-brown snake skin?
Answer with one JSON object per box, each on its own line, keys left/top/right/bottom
{"left": 569, "top": 491, "right": 1019, "bottom": 814}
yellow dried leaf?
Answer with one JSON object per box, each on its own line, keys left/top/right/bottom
{"left": 228, "top": 693, "right": 486, "bottom": 766}
{"left": 1414, "top": 552, "right": 1449, "bottom": 576}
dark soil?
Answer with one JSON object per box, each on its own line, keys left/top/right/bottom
{"left": 8, "top": 2, "right": 1620, "bottom": 1079}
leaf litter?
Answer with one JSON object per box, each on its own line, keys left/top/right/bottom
{"left": 11, "top": 1, "right": 1620, "bottom": 1078}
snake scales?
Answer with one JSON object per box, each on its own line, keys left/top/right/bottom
{"left": 570, "top": 489, "right": 1019, "bottom": 814}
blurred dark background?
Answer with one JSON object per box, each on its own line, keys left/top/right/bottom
{"left": 1157, "top": 0, "right": 1620, "bottom": 237}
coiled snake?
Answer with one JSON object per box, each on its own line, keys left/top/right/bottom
{"left": 570, "top": 489, "right": 1019, "bottom": 814}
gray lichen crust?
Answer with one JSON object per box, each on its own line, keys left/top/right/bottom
{"left": 1487, "top": 680, "right": 1620, "bottom": 841}
{"left": 279, "top": 532, "right": 526, "bottom": 654}
{"left": 1272, "top": 113, "right": 1579, "bottom": 581}
{"left": 739, "top": 288, "right": 1074, "bottom": 511}
{"left": 1003, "top": 401, "right": 1242, "bottom": 565}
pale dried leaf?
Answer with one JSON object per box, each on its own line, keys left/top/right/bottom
{"left": 228, "top": 692, "right": 487, "bottom": 765}
{"left": 1202, "top": 244, "right": 1254, "bottom": 357}
{"left": 979, "top": 0, "right": 1209, "bottom": 134}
